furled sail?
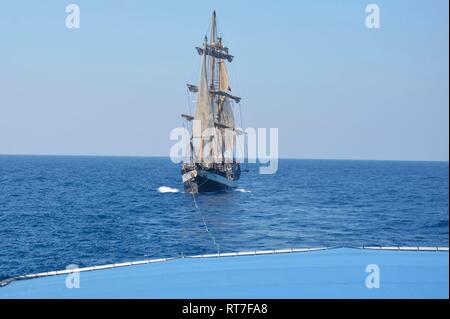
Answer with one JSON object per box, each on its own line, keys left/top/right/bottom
{"left": 196, "top": 45, "right": 234, "bottom": 63}
{"left": 211, "top": 90, "right": 241, "bottom": 103}
{"left": 186, "top": 83, "right": 198, "bottom": 93}
{"left": 187, "top": 84, "right": 241, "bottom": 104}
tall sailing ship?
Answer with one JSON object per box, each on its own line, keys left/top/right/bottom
{"left": 181, "top": 11, "right": 243, "bottom": 193}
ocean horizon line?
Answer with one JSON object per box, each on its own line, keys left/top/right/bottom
{"left": 0, "top": 153, "right": 448, "bottom": 163}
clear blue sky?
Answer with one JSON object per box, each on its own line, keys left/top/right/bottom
{"left": 0, "top": 0, "right": 448, "bottom": 161}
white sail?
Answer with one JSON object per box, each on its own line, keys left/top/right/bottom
{"left": 193, "top": 45, "right": 215, "bottom": 163}
{"left": 194, "top": 47, "right": 213, "bottom": 135}
{"left": 219, "top": 61, "right": 235, "bottom": 128}
{"left": 218, "top": 61, "right": 235, "bottom": 162}
{"left": 219, "top": 60, "right": 229, "bottom": 93}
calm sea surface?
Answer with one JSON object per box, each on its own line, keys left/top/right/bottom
{"left": 0, "top": 156, "right": 448, "bottom": 280}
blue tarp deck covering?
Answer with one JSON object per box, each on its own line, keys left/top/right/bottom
{"left": 0, "top": 248, "right": 448, "bottom": 298}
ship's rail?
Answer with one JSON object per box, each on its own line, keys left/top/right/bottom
{"left": 183, "top": 162, "right": 239, "bottom": 170}
{"left": 360, "top": 246, "right": 449, "bottom": 251}
{"left": 1, "top": 246, "right": 448, "bottom": 287}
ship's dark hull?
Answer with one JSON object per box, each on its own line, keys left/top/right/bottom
{"left": 182, "top": 163, "right": 240, "bottom": 193}
{"left": 183, "top": 175, "right": 231, "bottom": 193}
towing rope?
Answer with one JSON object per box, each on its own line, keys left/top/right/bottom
{"left": 188, "top": 181, "right": 220, "bottom": 254}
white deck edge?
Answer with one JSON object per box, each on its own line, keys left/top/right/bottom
{"left": 1, "top": 246, "right": 448, "bottom": 286}
{"left": 361, "top": 246, "right": 449, "bottom": 251}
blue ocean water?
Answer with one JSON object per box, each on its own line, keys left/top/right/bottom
{"left": 0, "top": 155, "right": 448, "bottom": 280}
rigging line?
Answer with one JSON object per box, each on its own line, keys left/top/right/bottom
{"left": 186, "top": 89, "right": 194, "bottom": 134}
{"left": 237, "top": 101, "right": 247, "bottom": 169}
{"left": 238, "top": 101, "right": 244, "bottom": 130}
{"left": 215, "top": 14, "right": 222, "bottom": 40}
{"left": 186, "top": 88, "right": 191, "bottom": 116}
{"left": 204, "top": 18, "right": 212, "bottom": 43}
{"left": 188, "top": 181, "right": 220, "bottom": 254}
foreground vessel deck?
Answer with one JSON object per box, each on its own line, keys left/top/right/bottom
{"left": 0, "top": 247, "right": 448, "bottom": 298}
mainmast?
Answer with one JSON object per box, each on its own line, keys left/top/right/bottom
{"left": 209, "top": 11, "right": 217, "bottom": 160}
{"left": 210, "top": 11, "right": 217, "bottom": 91}
{"left": 209, "top": 11, "right": 227, "bottom": 163}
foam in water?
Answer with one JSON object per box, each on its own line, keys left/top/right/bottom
{"left": 235, "top": 188, "right": 251, "bottom": 193}
{"left": 157, "top": 186, "right": 180, "bottom": 193}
